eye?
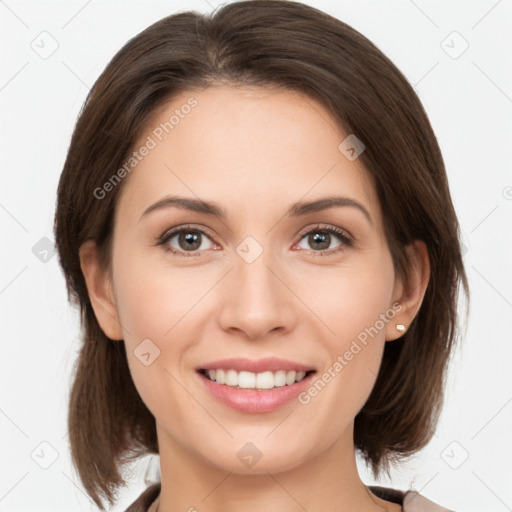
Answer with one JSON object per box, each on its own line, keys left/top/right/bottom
{"left": 295, "top": 224, "right": 353, "bottom": 257}
{"left": 156, "top": 223, "right": 353, "bottom": 258}
{"left": 157, "top": 224, "right": 217, "bottom": 257}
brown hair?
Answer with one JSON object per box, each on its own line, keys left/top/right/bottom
{"left": 54, "top": 0, "right": 469, "bottom": 509}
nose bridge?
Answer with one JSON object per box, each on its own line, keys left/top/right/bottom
{"left": 236, "top": 239, "right": 277, "bottom": 300}
{"left": 217, "top": 234, "right": 295, "bottom": 339}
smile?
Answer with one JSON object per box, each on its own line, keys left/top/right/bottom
{"left": 196, "top": 368, "right": 317, "bottom": 413}
{"left": 198, "top": 368, "right": 315, "bottom": 390}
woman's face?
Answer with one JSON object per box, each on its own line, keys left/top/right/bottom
{"left": 104, "top": 84, "right": 407, "bottom": 474}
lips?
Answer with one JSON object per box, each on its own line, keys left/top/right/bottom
{"left": 195, "top": 357, "right": 318, "bottom": 412}
{"left": 197, "top": 367, "right": 317, "bottom": 413}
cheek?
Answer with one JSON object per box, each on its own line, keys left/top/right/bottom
{"left": 110, "top": 251, "right": 203, "bottom": 413}
{"left": 112, "top": 249, "right": 206, "bottom": 345}
{"left": 302, "top": 258, "right": 395, "bottom": 418}
{"left": 308, "top": 257, "right": 395, "bottom": 346}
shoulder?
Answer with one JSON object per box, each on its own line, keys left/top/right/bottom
{"left": 124, "top": 482, "right": 161, "bottom": 512}
{"left": 403, "top": 490, "right": 455, "bottom": 512}
{"left": 369, "top": 485, "right": 455, "bottom": 511}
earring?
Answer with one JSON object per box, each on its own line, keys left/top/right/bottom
{"left": 395, "top": 324, "right": 406, "bottom": 332}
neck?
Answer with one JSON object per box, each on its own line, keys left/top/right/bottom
{"left": 152, "top": 422, "right": 399, "bottom": 512}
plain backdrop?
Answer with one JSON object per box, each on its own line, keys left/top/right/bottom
{"left": 1, "top": 0, "right": 511, "bottom": 511}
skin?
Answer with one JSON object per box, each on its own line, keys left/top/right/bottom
{"left": 80, "top": 84, "right": 430, "bottom": 512}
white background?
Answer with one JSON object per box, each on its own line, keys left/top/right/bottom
{"left": 1, "top": 0, "right": 511, "bottom": 511}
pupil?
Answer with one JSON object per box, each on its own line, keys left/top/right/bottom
{"left": 180, "top": 231, "right": 201, "bottom": 251}
{"left": 310, "top": 231, "right": 329, "bottom": 250}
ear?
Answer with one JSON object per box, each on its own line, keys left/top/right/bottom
{"left": 79, "top": 240, "right": 124, "bottom": 341}
{"left": 386, "top": 239, "right": 430, "bottom": 341}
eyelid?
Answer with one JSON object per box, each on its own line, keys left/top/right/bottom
{"left": 158, "top": 223, "right": 217, "bottom": 243}
{"left": 295, "top": 223, "right": 353, "bottom": 242}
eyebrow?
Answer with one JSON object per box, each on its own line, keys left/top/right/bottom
{"left": 140, "top": 195, "right": 373, "bottom": 225}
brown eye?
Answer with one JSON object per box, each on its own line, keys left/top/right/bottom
{"left": 296, "top": 225, "right": 353, "bottom": 256}
{"left": 159, "top": 226, "right": 215, "bottom": 257}
{"left": 305, "top": 231, "right": 331, "bottom": 250}
{"left": 175, "top": 230, "right": 203, "bottom": 251}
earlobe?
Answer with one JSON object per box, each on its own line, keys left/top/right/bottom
{"left": 386, "top": 240, "right": 430, "bottom": 342}
{"left": 79, "top": 240, "right": 124, "bottom": 341}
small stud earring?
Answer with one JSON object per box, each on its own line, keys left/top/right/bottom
{"left": 395, "top": 324, "right": 406, "bottom": 332}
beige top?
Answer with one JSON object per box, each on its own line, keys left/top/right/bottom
{"left": 124, "top": 483, "right": 455, "bottom": 511}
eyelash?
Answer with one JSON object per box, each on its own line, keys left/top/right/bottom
{"left": 155, "top": 223, "right": 354, "bottom": 258}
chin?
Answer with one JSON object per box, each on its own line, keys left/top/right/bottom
{"left": 197, "top": 438, "right": 316, "bottom": 476}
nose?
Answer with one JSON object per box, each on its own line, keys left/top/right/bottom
{"left": 216, "top": 247, "right": 298, "bottom": 342}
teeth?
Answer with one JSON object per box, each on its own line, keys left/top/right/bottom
{"left": 203, "top": 369, "right": 308, "bottom": 389}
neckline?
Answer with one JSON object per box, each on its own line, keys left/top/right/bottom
{"left": 137, "top": 482, "right": 405, "bottom": 511}
{"left": 368, "top": 485, "right": 405, "bottom": 505}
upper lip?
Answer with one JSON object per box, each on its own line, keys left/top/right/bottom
{"left": 197, "top": 357, "right": 316, "bottom": 373}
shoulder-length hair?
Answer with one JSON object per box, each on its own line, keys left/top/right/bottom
{"left": 54, "top": 1, "right": 469, "bottom": 509}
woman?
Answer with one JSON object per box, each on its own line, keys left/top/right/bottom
{"left": 54, "top": 1, "right": 469, "bottom": 511}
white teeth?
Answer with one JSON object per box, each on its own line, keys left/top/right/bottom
{"left": 225, "top": 369, "right": 238, "bottom": 386}
{"left": 256, "top": 371, "right": 275, "bottom": 389}
{"left": 216, "top": 369, "right": 225, "bottom": 384}
{"left": 274, "top": 370, "right": 287, "bottom": 387}
{"left": 286, "top": 371, "right": 296, "bottom": 385}
{"left": 203, "top": 369, "right": 310, "bottom": 389}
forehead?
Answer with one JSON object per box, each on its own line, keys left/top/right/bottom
{"left": 116, "top": 84, "right": 379, "bottom": 225}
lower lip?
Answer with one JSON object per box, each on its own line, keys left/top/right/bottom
{"left": 197, "top": 371, "right": 316, "bottom": 413}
